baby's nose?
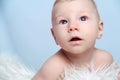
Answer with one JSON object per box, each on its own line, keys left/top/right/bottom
{"left": 68, "top": 25, "right": 80, "bottom": 32}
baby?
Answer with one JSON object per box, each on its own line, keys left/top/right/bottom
{"left": 33, "top": 0, "right": 118, "bottom": 80}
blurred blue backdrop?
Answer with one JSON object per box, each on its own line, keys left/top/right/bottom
{"left": 0, "top": 0, "right": 120, "bottom": 70}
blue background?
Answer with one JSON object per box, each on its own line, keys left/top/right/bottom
{"left": 0, "top": 0, "right": 120, "bottom": 71}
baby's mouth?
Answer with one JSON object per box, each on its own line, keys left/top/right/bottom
{"left": 69, "top": 37, "right": 83, "bottom": 42}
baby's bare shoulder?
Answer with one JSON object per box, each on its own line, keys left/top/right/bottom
{"left": 96, "top": 49, "right": 113, "bottom": 60}
{"left": 33, "top": 50, "right": 69, "bottom": 80}
{"left": 93, "top": 49, "right": 113, "bottom": 67}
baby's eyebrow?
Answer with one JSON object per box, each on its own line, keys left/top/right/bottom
{"left": 55, "top": 14, "right": 66, "bottom": 17}
{"left": 55, "top": 15, "right": 62, "bottom": 18}
{"left": 55, "top": 15, "right": 66, "bottom": 21}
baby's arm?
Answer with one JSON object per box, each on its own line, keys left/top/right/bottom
{"left": 33, "top": 52, "right": 68, "bottom": 80}
{"left": 93, "top": 50, "right": 120, "bottom": 79}
{"left": 93, "top": 50, "right": 114, "bottom": 69}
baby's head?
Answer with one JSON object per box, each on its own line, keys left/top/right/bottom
{"left": 51, "top": 0, "right": 103, "bottom": 54}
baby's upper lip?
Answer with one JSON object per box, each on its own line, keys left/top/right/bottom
{"left": 69, "top": 36, "right": 83, "bottom": 42}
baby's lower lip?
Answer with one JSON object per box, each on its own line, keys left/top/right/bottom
{"left": 69, "top": 40, "right": 83, "bottom": 46}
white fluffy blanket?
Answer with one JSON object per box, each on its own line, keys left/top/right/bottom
{"left": 59, "top": 63, "right": 120, "bottom": 80}
{"left": 0, "top": 54, "right": 120, "bottom": 80}
{"left": 0, "top": 54, "right": 35, "bottom": 80}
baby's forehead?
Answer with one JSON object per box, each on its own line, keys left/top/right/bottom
{"left": 53, "top": 0, "right": 97, "bottom": 11}
{"left": 53, "top": 0, "right": 96, "bottom": 13}
{"left": 52, "top": 0, "right": 100, "bottom": 19}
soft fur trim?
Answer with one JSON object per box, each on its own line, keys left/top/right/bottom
{"left": 59, "top": 62, "right": 120, "bottom": 80}
{"left": 0, "top": 54, "right": 35, "bottom": 80}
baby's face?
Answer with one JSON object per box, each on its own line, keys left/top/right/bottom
{"left": 51, "top": 0, "right": 103, "bottom": 54}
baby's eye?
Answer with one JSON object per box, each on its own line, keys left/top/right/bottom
{"left": 80, "top": 16, "right": 87, "bottom": 21}
{"left": 60, "top": 20, "right": 68, "bottom": 24}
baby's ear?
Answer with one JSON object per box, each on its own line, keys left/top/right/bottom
{"left": 97, "top": 20, "right": 104, "bottom": 39}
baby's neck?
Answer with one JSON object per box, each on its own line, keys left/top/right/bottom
{"left": 60, "top": 48, "right": 96, "bottom": 67}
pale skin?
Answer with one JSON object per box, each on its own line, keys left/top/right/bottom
{"left": 33, "top": 0, "right": 114, "bottom": 80}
